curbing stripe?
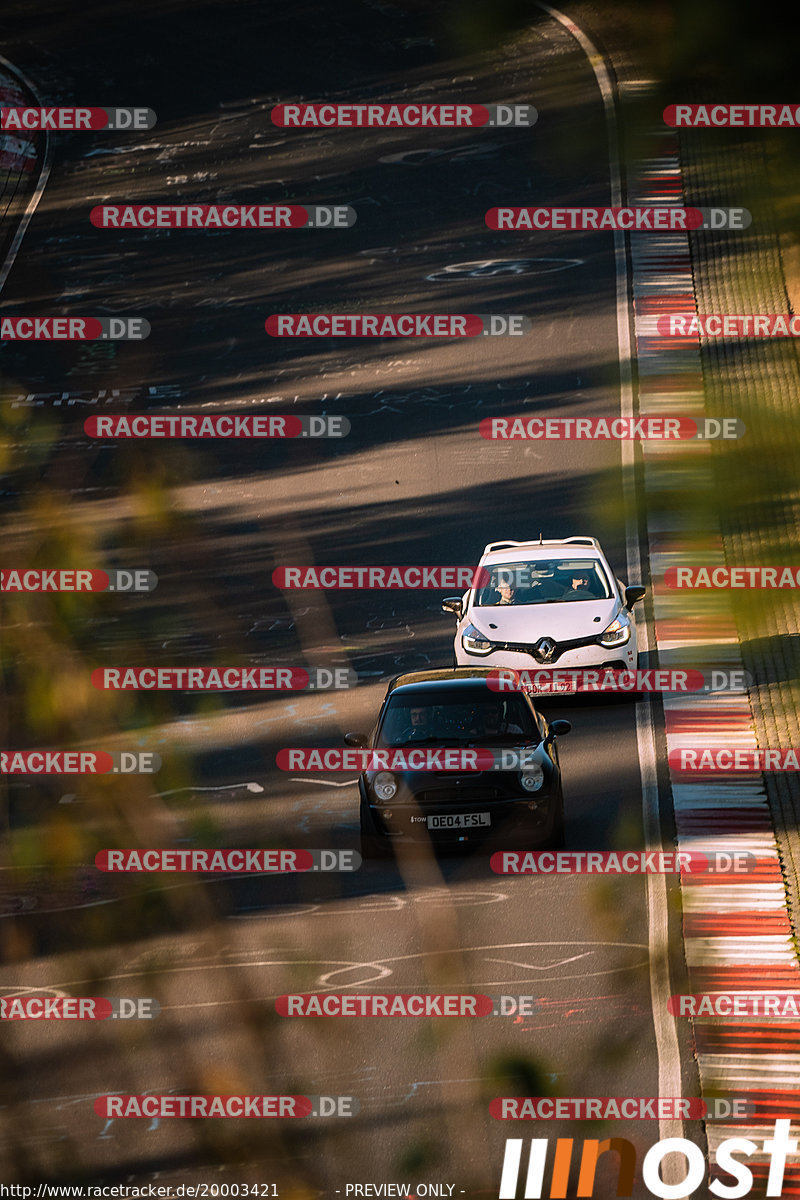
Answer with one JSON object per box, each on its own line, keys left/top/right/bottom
{"left": 625, "top": 96, "right": 799, "bottom": 1156}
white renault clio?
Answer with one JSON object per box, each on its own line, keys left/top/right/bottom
{"left": 443, "top": 536, "right": 645, "bottom": 673}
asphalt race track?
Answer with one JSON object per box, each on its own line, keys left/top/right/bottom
{"left": 0, "top": 1, "right": 738, "bottom": 1194}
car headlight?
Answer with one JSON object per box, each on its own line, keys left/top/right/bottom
{"left": 462, "top": 623, "right": 495, "bottom": 656}
{"left": 372, "top": 772, "right": 397, "bottom": 801}
{"left": 520, "top": 764, "right": 544, "bottom": 792}
{"left": 599, "top": 613, "right": 631, "bottom": 647}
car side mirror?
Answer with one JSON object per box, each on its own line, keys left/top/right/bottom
{"left": 344, "top": 732, "right": 367, "bottom": 748}
{"left": 442, "top": 596, "right": 463, "bottom": 618}
{"left": 547, "top": 720, "right": 572, "bottom": 741}
{"left": 625, "top": 585, "right": 646, "bottom": 611}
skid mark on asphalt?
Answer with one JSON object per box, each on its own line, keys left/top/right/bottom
{"left": 231, "top": 889, "right": 509, "bottom": 920}
{"left": 315, "top": 941, "right": 649, "bottom": 988}
{"left": 3, "top": 921, "right": 648, "bottom": 999}
{"left": 485, "top": 952, "right": 595, "bottom": 972}
{"left": 4, "top": 943, "right": 650, "bottom": 1021}
{"left": 425, "top": 257, "right": 584, "bottom": 281}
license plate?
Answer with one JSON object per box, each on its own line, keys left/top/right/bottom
{"left": 426, "top": 812, "right": 491, "bottom": 830}
{"left": 528, "top": 680, "right": 575, "bottom": 695}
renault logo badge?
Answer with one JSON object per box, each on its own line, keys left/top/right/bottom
{"left": 535, "top": 637, "right": 557, "bottom": 662}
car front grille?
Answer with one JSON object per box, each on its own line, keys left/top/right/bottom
{"left": 415, "top": 788, "right": 506, "bottom": 804}
{"left": 495, "top": 633, "right": 602, "bottom": 663}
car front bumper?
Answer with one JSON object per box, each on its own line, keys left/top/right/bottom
{"left": 363, "top": 786, "right": 560, "bottom": 847}
{"left": 454, "top": 640, "right": 637, "bottom": 674}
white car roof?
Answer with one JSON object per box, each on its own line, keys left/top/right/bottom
{"left": 480, "top": 537, "right": 605, "bottom": 566}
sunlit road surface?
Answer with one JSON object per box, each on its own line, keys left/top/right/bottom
{"left": 0, "top": 0, "right": 698, "bottom": 1190}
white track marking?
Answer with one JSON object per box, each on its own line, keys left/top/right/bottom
{"left": 290, "top": 777, "right": 359, "bottom": 787}
{"left": 153, "top": 781, "right": 264, "bottom": 796}
{"left": 536, "top": 5, "right": 688, "bottom": 1183}
{"left": 485, "top": 953, "right": 594, "bottom": 971}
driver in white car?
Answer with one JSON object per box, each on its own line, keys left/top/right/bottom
{"left": 561, "top": 569, "right": 595, "bottom": 600}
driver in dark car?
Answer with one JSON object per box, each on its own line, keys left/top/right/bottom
{"left": 469, "top": 702, "right": 523, "bottom": 738}
{"left": 396, "top": 705, "right": 433, "bottom": 742}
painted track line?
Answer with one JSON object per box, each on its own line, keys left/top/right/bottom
{"left": 536, "top": 5, "right": 687, "bottom": 1180}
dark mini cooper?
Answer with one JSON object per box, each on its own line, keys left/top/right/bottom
{"left": 345, "top": 669, "right": 570, "bottom": 857}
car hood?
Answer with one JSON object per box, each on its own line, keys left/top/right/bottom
{"left": 470, "top": 598, "right": 619, "bottom": 642}
{"left": 365, "top": 740, "right": 550, "bottom": 785}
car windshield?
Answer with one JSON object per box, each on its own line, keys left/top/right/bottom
{"left": 377, "top": 690, "right": 538, "bottom": 746}
{"left": 474, "top": 558, "right": 611, "bottom": 605}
